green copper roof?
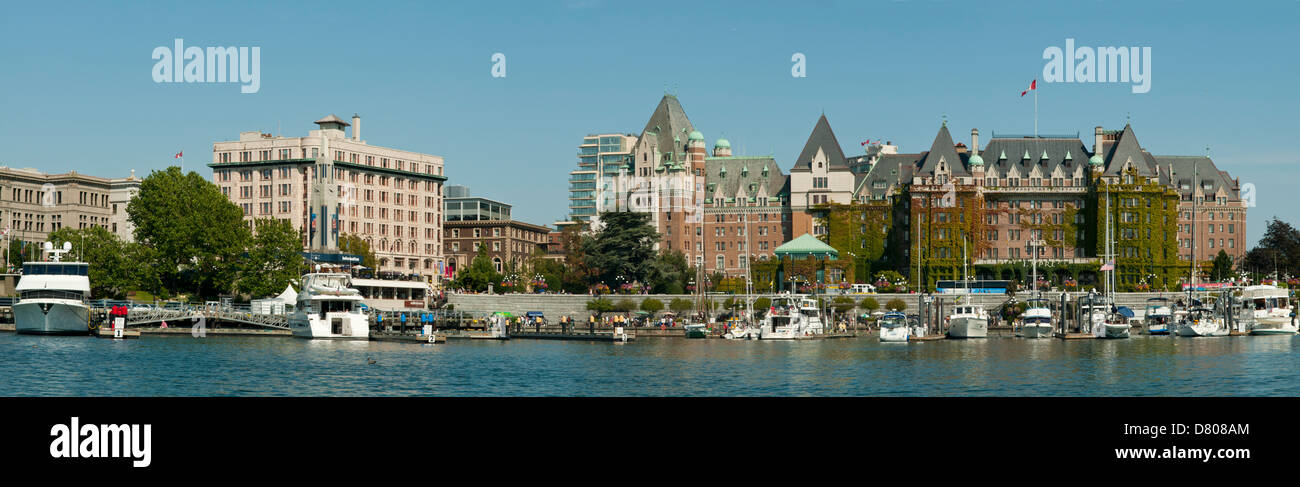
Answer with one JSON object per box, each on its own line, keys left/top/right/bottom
{"left": 688, "top": 130, "right": 704, "bottom": 141}
{"left": 774, "top": 233, "right": 840, "bottom": 259}
{"left": 714, "top": 138, "right": 730, "bottom": 148}
{"left": 968, "top": 152, "right": 984, "bottom": 166}
{"left": 1089, "top": 153, "right": 1104, "bottom": 166}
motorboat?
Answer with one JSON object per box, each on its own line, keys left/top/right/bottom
{"left": 946, "top": 302, "right": 989, "bottom": 339}
{"left": 1144, "top": 297, "right": 1173, "bottom": 335}
{"left": 1019, "top": 298, "right": 1054, "bottom": 338}
{"left": 758, "top": 296, "right": 824, "bottom": 340}
{"left": 288, "top": 272, "right": 369, "bottom": 339}
{"left": 878, "top": 311, "right": 910, "bottom": 342}
{"left": 1240, "top": 285, "right": 1296, "bottom": 335}
{"left": 13, "top": 242, "right": 90, "bottom": 335}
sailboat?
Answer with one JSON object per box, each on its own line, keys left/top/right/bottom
{"left": 1097, "top": 184, "right": 1130, "bottom": 339}
{"left": 724, "top": 213, "right": 762, "bottom": 340}
{"left": 946, "top": 240, "right": 989, "bottom": 339}
{"left": 1173, "top": 159, "right": 1227, "bottom": 338}
{"left": 1019, "top": 237, "right": 1053, "bottom": 338}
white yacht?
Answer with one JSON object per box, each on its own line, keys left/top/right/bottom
{"left": 1144, "top": 297, "right": 1173, "bottom": 335}
{"left": 13, "top": 242, "right": 91, "bottom": 335}
{"left": 946, "top": 302, "right": 989, "bottom": 339}
{"left": 289, "top": 272, "right": 369, "bottom": 339}
{"left": 1100, "top": 311, "right": 1132, "bottom": 339}
{"left": 1019, "top": 298, "right": 1054, "bottom": 338}
{"left": 1079, "top": 294, "right": 1112, "bottom": 336}
{"left": 758, "top": 296, "right": 824, "bottom": 340}
{"left": 1174, "top": 307, "right": 1229, "bottom": 337}
{"left": 878, "top": 311, "right": 910, "bottom": 342}
{"left": 1240, "top": 285, "right": 1296, "bottom": 335}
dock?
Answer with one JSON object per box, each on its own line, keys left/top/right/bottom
{"left": 95, "top": 328, "right": 141, "bottom": 339}
{"left": 510, "top": 331, "right": 633, "bottom": 342}
{"left": 370, "top": 332, "right": 445, "bottom": 343}
{"left": 908, "top": 335, "right": 946, "bottom": 341}
{"left": 1055, "top": 332, "right": 1096, "bottom": 340}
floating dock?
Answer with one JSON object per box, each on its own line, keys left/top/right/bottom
{"left": 510, "top": 331, "right": 633, "bottom": 342}
{"left": 95, "top": 328, "right": 141, "bottom": 339}
{"left": 1055, "top": 332, "right": 1096, "bottom": 340}
{"left": 908, "top": 335, "right": 946, "bottom": 342}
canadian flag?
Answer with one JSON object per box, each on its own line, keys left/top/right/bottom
{"left": 1020, "top": 79, "right": 1036, "bottom": 97}
{"left": 174, "top": 151, "right": 183, "bottom": 159}
{"left": 1099, "top": 260, "right": 1115, "bottom": 271}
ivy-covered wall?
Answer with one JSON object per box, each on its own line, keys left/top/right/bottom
{"left": 811, "top": 200, "right": 892, "bottom": 282}
{"left": 751, "top": 255, "right": 854, "bottom": 293}
{"left": 906, "top": 184, "right": 986, "bottom": 292}
{"left": 1089, "top": 169, "right": 1184, "bottom": 291}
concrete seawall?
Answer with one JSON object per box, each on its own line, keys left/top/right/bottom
{"left": 447, "top": 292, "right": 1191, "bottom": 318}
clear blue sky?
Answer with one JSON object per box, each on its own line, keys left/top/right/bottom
{"left": 1, "top": 0, "right": 1296, "bottom": 246}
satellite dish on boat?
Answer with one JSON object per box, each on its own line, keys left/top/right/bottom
{"left": 62, "top": 241, "right": 72, "bottom": 252}
{"left": 43, "top": 242, "right": 52, "bottom": 251}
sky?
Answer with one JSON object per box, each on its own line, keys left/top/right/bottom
{"left": 1, "top": 0, "right": 1296, "bottom": 246}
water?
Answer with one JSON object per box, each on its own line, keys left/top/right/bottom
{"left": 2, "top": 333, "right": 1298, "bottom": 396}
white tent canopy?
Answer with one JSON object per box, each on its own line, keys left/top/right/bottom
{"left": 251, "top": 285, "right": 298, "bottom": 315}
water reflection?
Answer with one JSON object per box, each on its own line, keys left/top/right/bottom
{"left": 0, "top": 332, "right": 1296, "bottom": 396}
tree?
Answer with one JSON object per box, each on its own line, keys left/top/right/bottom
{"left": 1243, "top": 217, "right": 1300, "bottom": 280}
{"left": 580, "top": 211, "right": 660, "bottom": 286}
{"left": 613, "top": 298, "right": 637, "bottom": 313}
{"left": 338, "top": 233, "right": 378, "bottom": 269}
{"left": 860, "top": 297, "right": 880, "bottom": 313}
{"left": 128, "top": 166, "right": 250, "bottom": 299}
{"left": 558, "top": 223, "right": 592, "bottom": 294}
{"left": 646, "top": 250, "right": 690, "bottom": 294}
{"left": 640, "top": 298, "right": 664, "bottom": 314}
{"left": 586, "top": 297, "right": 613, "bottom": 317}
{"left": 47, "top": 226, "right": 135, "bottom": 299}
{"left": 886, "top": 298, "right": 907, "bottom": 311}
{"left": 237, "top": 219, "right": 306, "bottom": 298}
{"left": 1211, "top": 250, "right": 1234, "bottom": 282}
{"left": 452, "top": 243, "right": 501, "bottom": 292}
{"left": 830, "top": 296, "right": 856, "bottom": 315}
{"left": 669, "top": 298, "right": 693, "bottom": 315}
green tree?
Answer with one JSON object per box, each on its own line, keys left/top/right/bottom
{"left": 859, "top": 297, "right": 880, "bottom": 313}
{"left": 830, "top": 296, "right": 856, "bottom": 315}
{"left": 128, "top": 166, "right": 250, "bottom": 299}
{"left": 640, "top": 298, "right": 664, "bottom": 314}
{"left": 452, "top": 243, "right": 501, "bottom": 292}
{"left": 1243, "top": 217, "right": 1300, "bottom": 280}
{"left": 237, "top": 219, "right": 306, "bottom": 298}
{"left": 1211, "top": 250, "right": 1234, "bottom": 282}
{"left": 338, "top": 233, "right": 378, "bottom": 269}
{"left": 47, "top": 226, "right": 135, "bottom": 299}
{"left": 647, "top": 250, "right": 690, "bottom": 294}
{"left": 886, "top": 298, "right": 907, "bottom": 311}
{"left": 613, "top": 298, "right": 637, "bottom": 313}
{"left": 669, "top": 298, "right": 693, "bottom": 315}
{"left": 580, "top": 212, "right": 660, "bottom": 286}
{"left": 586, "top": 297, "right": 614, "bottom": 317}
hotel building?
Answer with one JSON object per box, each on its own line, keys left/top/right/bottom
{"left": 210, "top": 114, "right": 448, "bottom": 280}
{"left": 0, "top": 167, "right": 141, "bottom": 253}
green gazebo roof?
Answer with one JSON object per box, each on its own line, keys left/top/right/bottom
{"left": 774, "top": 233, "right": 839, "bottom": 259}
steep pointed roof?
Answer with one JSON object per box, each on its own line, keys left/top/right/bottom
{"left": 638, "top": 94, "right": 694, "bottom": 158}
{"left": 917, "top": 124, "right": 968, "bottom": 177}
{"left": 790, "top": 114, "right": 848, "bottom": 172}
{"left": 1100, "top": 124, "right": 1156, "bottom": 177}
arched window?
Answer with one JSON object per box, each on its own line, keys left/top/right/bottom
{"left": 493, "top": 257, "right": 502, "bottom": 273}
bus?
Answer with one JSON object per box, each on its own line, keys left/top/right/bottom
{"left": 936, "top": 280, "right": 1010, "bottom": 294}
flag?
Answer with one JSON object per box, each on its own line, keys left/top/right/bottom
{"left": 174, "top": 151, "right": 183, "bottom": 159}
{"left": 1099, "top": 260, "right": 1115, "bottom": 271}
{"left": 1020, "top": 79, "right": 1036, "bottom": 97}
{"left": 860, "top": 139, "right": 871, "bottom": 146}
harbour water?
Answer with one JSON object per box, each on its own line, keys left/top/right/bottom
{"left": 3, "top": 333, "right": 1298, "bottom": 396}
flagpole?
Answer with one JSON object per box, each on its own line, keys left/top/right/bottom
{"left": 1034, "top": 83, "right": 1038, "bottom": 138}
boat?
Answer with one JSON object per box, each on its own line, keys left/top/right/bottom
{"left": 722, "top": 318, "right": 760, "bottom": 340}
{"left": 1144, "top": 297, "right": 1173, "bottom": 335}
{"left": 288, "top": 272, "right": 369, "bottom": 339}
{"left": 1240, "top": 285, "right": 1296, "bottom": 335}
{"left": 1100, "top": 310, "right": 1132, "bottom": 339}
{"left": 1079, "top": 293, "right": 1112, "bottom": 336}
{"left": 1019, "top": 298, "right": 1054, "bottom": 338}
{"left": 758, "top": 296, "right": 824, "bottom": 340}
{"left": 946, "top": 301, "right": 989, "bottom": 338}
{"left": 878, "top": 311, "right": 910, "bottom": 342}
{"left": 1174, "top": 306, "right": 1229, "bottom": 337}
{"left": 684, "top": 323, "right": 709, "bottom": 338}
{"left": 13, "top": 242, "right": 91, "bottom": 335}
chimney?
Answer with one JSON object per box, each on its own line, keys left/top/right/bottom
{"left": 970, "top": 128, "right": 980, "bottom": 155}
{"left": 1094, "top": 126, "right": 1103, "bottom": 155}
{"left": 352, "top": 114, "right": 361, "bottom": 142}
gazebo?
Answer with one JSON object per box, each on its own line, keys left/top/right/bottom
{"left": 774, "top": 233, "right": 839, "bottom": 260}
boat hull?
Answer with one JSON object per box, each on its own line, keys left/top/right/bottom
{"left": 947, "top": 317, "right": 987, "bottom": 338}
{"left": 1020, "top": 324, "right": 1054, "bottom": 338}
{"left": 1175, "top": 323, "right": 1229, "bottom": 337}
{"left": 1102, "top": 324, "right": 1131, "bottom": 339}
{"left": 13, "top": 301, "right": 90, "bottom": 335}
{"left": 1249, "top": 325, "right": 1298, "bottom": 336}
{"left": 879, "top": 327, "right": 909, "bottom": 342}
{"left": 289, "top": 312, "right": 370, "bottom": 340}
